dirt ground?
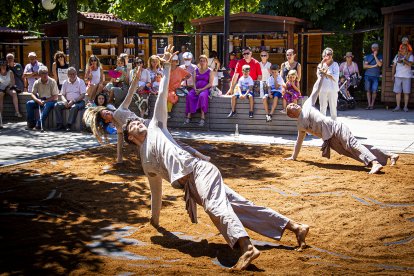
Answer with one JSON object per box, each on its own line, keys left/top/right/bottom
{"left": 0, "top": 140, "right": 413, "bottom": 275}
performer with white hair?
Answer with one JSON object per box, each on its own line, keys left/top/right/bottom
{"left": 317, "top": 47, "right": 339, "bottom": 120}
{"left": 123, "top": 45, "right": 310, "bottom": 270}
{"left": 285, "top": 73, "right": 399, "bottom": 174}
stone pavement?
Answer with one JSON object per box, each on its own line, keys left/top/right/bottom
{"left": 0, "top": 107, "right": 413, "bottom": 167}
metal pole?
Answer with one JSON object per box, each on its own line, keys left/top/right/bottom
{"left": 223, "top": 0, "right": 230, "bottom": 68}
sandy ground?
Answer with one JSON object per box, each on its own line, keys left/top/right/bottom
{"left": 0, "top": 141, "right": 413, "bottom": 275}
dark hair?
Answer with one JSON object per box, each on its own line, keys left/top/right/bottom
{"left": 94, "top": 92, "right": 108, "bottom": 107}
{"left": 123, "top": 118, "right": 134, "bottom": 144}
{"left": 54, "top": 51, "right": 66, "bottom": 63}
{"left": 270, "top": 64, "right": 280, "bottom": 70}
{"left": 209, "top": 51, "right": 218, "bottom": 59}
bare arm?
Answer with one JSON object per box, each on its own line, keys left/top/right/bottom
{"left": 391, "top": 63, "right": 396, "bottom": 81}
{"left": 52, "top": 63, "right": 57, "bottom": 82}
{"left": 227, "top": 72, "right": 239, "bottom": 95}
{"left": 286, "top": 130, "right": 306, "bottom": 160}
{"left": 148, "top": 175, "right": 163, "bottom": 227}
{"left": 9, "top": 71, "right": 16, "bottom": 87}
{"left": 116, "top": 131, "right": 123, "bottom": 164}
{"left": 296, "top": 63, "right": 302, "bottom": 82}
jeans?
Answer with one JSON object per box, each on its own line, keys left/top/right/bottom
{"left": 26, "top": 100, "right": 56, "bottom": 128}
{"left": 364, "top": 75, "right": 379, "bottom": 93}
{"left": 54, "top": 100, "right": 85, "bottom": 126}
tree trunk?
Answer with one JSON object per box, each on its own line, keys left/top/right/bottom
{"left": 67, "top": 0, "right": 80, "bottom": 70}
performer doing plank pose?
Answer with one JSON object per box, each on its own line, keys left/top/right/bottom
{"left": 123, "top": 45, "right": 309, "bottom": 270}
{"left": 285, "top": 71, "right": 399, "bottom": 174}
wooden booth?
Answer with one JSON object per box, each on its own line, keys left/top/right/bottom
{"left": 0, "top": 27, "right": 28, "bottom": 63}
{"left": 381, "top": 3, "right": 414, "bottom": 106}
{"left": 191, "top": 12, "right": 323, "bottom": 94}
{"left": 41, "top": 12, "right": 153, "bottom": 73}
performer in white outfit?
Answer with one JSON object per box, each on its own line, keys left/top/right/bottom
{"left": 285, "top": 74, "right": 399, "bottom": 174}
{"left": 123, "top": 45, "right": 309, "bottom": 270}
{"left": 317, "top": 48, "right": 339, "bottom": 120}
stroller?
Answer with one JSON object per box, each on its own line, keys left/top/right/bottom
{"left": 337, "top": 79, "right": 356, "bottom": 111}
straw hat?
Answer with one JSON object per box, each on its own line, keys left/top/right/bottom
{"left": 344, "top": 52, "right": 354, "bottom": 58}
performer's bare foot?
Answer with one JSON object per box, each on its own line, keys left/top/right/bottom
{"left": 369, "top": 161, "right": 383, "bottom": 174}
{"left": 295, "top": 224, "right": 309, "bottom": 251}
{"left": 390, "top": 154, "right": 399, "bottom": 166}
{"left": 231, "top": 237, "right": 260, "bottom": 270}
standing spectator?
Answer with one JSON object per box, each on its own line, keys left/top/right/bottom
{"left": 363, "top": 43, "right": 383, "bottom": 110}
{"left": 400, "top": 36, "right": 412, "bottom": 54}
{"left": 0, "top": 59, "right": 22, "bottom": 122}
{"left": 184, "top": 55, "right": 213, "bottom": 126}
{"left": 52, "top": 51, "right": 69, "bottom": 90}
{"left": 178, "top": 45, "right": 188, "bottom": 66}
{"left": 317, "top": 47, "right": 339, "bottom": 120}
{"left": 228, "top": 51, "right": 238, "bottom": 79}
{"left": 259, "top": 50, "right": 272, "bottom": 82}
{"left": 23, "top": 52, "right": 43, "bottom": 93}
{"left": 226, "top": 46, "right": 262, "bottom": 94}
{"left": 25, "top": 66, "right": 58, "bottom": 130}
{"left": 180, "top": 52, "right": 197, "bottom": 90}
{"left": 391, "top": 45, "right": 413, "bottom": 112}
{"left": 6, "top": 53, "right": 24, "bottom": 93}
{"left": 228, "top": 64, "right": 255, "bottom": 118}
{"left": 208, "top": 51, "right": 221, "bottom": 88}
{"left": 167, "top": 55, "right": 191, "bottom": 118}
{"left": 263, "top": 64, "right": 285, "bottom": 121}
{"left": 147, "top": 55, "right": 163, "bottom": 82}
{"left": 281, "top": 49, "right": 302, "bottom": 82}
{"left": 85, "top": 55, "right": 104, "bottom": 103}
{"left": 54, "top": 67, "right": 86, "bottom": 131}
{"left": 339, "top": 52, "right": 360, "bottom": 96}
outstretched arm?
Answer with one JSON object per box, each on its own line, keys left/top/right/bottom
{"left": 285, "top": 130, "right": 306, "bottom": 160}
{"left": 148, "top": 175, "right": 163, "bottom": 227}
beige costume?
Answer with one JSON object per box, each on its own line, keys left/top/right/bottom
{"left": 140, "top": 62, "right": 290, "bottom": 248}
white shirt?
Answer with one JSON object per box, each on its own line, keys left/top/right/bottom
{"left": 130, "top": 68, "right": 151, "bottom": 85}
{"left": 319, "top": 62, "right": 339, "bottom": 92}
{"left": 268, "top": 74, "right": 285, "bottom": 91}
{"left": 237, "top": 75, "right": 254, "bottom": 93}
{"left": 260, "top": 61, "right": 271, "bottom": 81}
{"left": 24, "top": 61, "right": 43, "bottom": 92}
{"left": 61, "top": 77, "right": 86, "bottom": 102}
{"left": 180, "top": 64, "right": 197, "bottom": 87}
{"left": 393, "top": 54, "right": 414, "bottom": 78}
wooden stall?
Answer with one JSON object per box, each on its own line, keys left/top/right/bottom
{"left": 381, "top": 3, "right": 414, "bottom": 106}
{"left": 0, "top": 27, "right": 28, "bottom": 64}
{"left": 41, "top": 12, "right": 153, "bottom": 73}
{"left": 191, "top": 12, "right": 323, "bottom": 94}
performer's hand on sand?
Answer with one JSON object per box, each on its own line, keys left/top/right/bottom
{"left": 195, "top": 152, "right": 211, "bottom": 162}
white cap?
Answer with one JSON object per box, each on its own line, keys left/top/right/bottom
{"left": 402, "top": 37, "right": 409, "bottom": 42}
{"left": 183, "top": 52, "right": 193, "bottom": 59}
{"left": 242, "top": 64, "right": 250, "bottom": 70}
{"left": 371, "top": 43, "right": 379, "bottom": 48}
{"left": 172, "top": 55, "right": 179, "bottom": 61}
{"left": 28, "top": 52, "right": 37, "bottom": 57}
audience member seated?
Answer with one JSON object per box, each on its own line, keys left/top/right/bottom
{"left": 184, "top": 55, "right": 213, "bottom": 126}
{"left": 208, "top": 50, "right": 221, "bottom": 88}
{"left": 23, "top": 52, "right": 43, "bottom": 93}
{"left": 0, "top": 59, "right": 22, "bottom": 125}
{"left": 52, "top": 51, "right": 69, "bottom": 90}
{"left": 180, "top": 52, "right": 197, "bottom": 90}
{"left": 85, "top": 55, "right": 104, "bottom": 103}
{"left": 88, "top": 92, "right": 115, "bottom": 110}
{"left": 168, "top": 55, "right": 191, "bottom": 118}
{"left": 6, "top": 53, "right": 24, "bottom": 93}
{"left": 259, "top": 50, "right": 272, "bottom": 82}
{"left": 104, "top": 56, "right": 128, "bottom": 106}
{"left": 129, "top": 57, "right": 151, "bottom": 92}
{"left": 228, "top": 51, "right": 238, "bottom": 79}
{"left": 228, "top": 64, "right": 254, "bottom": 119}
{"left": 151, "top": 72, "right": 162, "bottom": 93}
{"left": 25, "top": 66, "right": 58, "bottom": 130}
{"left": 54, "top": 67, "right": 86, "bottom": 131}
{"left": 263, "top": 64, "right": 285, "bottom": 122}
{"left": 282, "top": 69, "right": 301, "bottom": 112}
{"left": 147, "top": 55, "right": 163, "bottom": 82}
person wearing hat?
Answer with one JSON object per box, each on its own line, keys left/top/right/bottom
{"left": 228, "top": 51, "right": 238, "bottom": 79}
{"left": 6, "top": 53, "right": 24, "bottom": 93}
{"left": 228, "top": 64, "right": 255, "bottom": 118}
{"left": 23, "top": 52, "right": 43, "bottom": 93}
{"left": 167, "top": 54, "right": 191, "bottom": 118}
{"left": 180, "top": 52, "right": 197, "bottom": 89}
{"left": 363, "top": 43, "right": 383, "bottom": 110}
{"left": 339, "top": 52, "right": 360, "bottom": 96}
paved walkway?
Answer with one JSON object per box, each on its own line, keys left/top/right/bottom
{"left": 0, "top": 107, "right": 413, "bottom": 166}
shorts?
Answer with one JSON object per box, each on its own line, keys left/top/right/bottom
{"left": 393, "top": 77, "right": 411, "bottom": 94}
{"left": 263, "top": 90, "right": 282, "bottom": 99}
{"left": 364, "top": 75, "right": 379, "bottom": 93}
{"left": 235, "top": 91, "right": 254, "bottom": 99}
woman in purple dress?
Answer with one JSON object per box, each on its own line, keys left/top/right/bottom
{"left": 184, "top": 55, "right": 213, "bottom": 126}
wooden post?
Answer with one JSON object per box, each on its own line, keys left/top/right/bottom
{"left": 67, "top": 0, "right": 80, "bottom": 70}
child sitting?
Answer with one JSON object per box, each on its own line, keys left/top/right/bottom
{"left": 338, "top": 75, "right": 352, "bottom": 99}
{"left": 228, "top": 64, "right": 254, "bottom": 118}
{"left": 151, "top": 72, "right": 162, "bottom": 94}
{"left": 263, "top": 64, "right": 285, "bottom": 122}
{"left": 282, "top": 69, "right": 301, "bottom": 112}
{"left": 104, "top": 56, "right": 128, "bottom": 105}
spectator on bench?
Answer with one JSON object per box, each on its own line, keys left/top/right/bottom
{"left": 54, "top": 67, "right": 86, "bottom": 131}
{"left": 0, "top": 59, "right": 22, "bottom": 123}
{"left": 25, "top": 66, "right": 58, "bottom": 130}
{"left": 6, "top": 53, "right": 24, "bottom": 93}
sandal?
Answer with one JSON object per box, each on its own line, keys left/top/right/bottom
{"left": 15, "top": 112, "right": 23, "bottom": 118}
{"left": 184, "top": 118, "right": 190, "bottom": 125}
{"left": 198, "top": 119, "right": 205, "bottom": 126}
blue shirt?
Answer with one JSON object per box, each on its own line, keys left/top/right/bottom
{"left": 364, "top": 53, "right": 383, "bottom": 77}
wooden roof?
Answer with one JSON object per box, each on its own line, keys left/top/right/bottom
{"left": 381, "top": 2, "right": 414, "bottom": 14}
{"left": 0, "top": 27, "right": 29, "bottom": 41}
{"left": 191, "top": 12, "right": 308, "bottom": 27}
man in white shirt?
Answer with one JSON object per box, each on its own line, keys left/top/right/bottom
{"left": 391, "top": 44, "right": 413, "bottom": 112}
{"left": 23, "top": 52, "right": 43, "bottom": 93}
{"left": 123, "top": 45, "right": 309, "bottom": 271}
{"left": 54, "top": 67, "right": 86, "bottom": 131}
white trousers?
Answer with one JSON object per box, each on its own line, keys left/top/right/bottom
{"left": 319, "top": 86, "right": 338, "bottom": 120}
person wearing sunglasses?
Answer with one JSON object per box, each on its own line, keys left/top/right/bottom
{"left": 226, "top": 46, "right": 262, "bottom": 96}
{"left": 129, "top": 57, "right": 151, "bottom": 91}
{"left": 259, "top": 50, "right": 271, "bottom": 82}
{"left": 280, "top": 49, "right": 302, "bottom": 83}
{"left": 85, "top": 55, "right": 104, "bottom": 103}
{"left": 52, "top": 51, "right": 69, "bottom": 90}
{"left": 317, "top": 47, "right": 340, "bottom": 120}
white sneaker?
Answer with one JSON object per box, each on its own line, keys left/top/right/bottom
{"left": 392, "top": 107, "right": 401, "bottom": 112}
{"left": 403, "top": 107, "right": 409, "bottom": 112}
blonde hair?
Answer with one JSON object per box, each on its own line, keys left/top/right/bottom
{"left": 86, "top": 55, "right": 102, "bottom": 71}
{"left": 148, "top": 55, "right": 161, "bottom": 69}
{"left": 198, "top": 55, "right": 208, "bottom": 68}
{"left": 288, "top": 69, "right": 298, "bottom": 78}
{"left": 83, "top": 106, "right": 109, "bottom": 144}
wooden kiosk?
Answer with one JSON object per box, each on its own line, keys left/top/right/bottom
{"left": 0, "top": 27, "right": 28, "bottom": 63}
{"left": 381, "top": 3, "right": 414, "bottom": 106}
